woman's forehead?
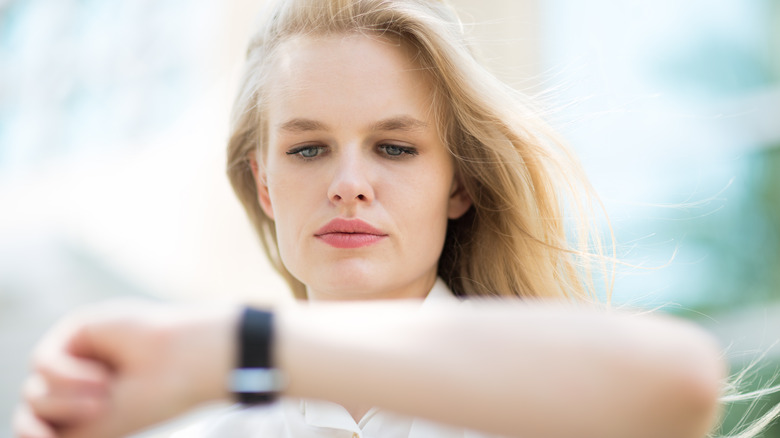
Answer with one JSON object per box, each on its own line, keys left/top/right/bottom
{"left": 266, "top": 34, "right": 436, "bottom": 131}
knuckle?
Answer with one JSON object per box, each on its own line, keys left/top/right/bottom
{"left": 22, "top": 375, "right": 46, "bottom": 403}
{"left": 12, "top": 404, "right": 52, "bottom": 438}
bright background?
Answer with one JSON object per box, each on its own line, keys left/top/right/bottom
{"left": 1, "top": 0, "right": 778, "bottom": 436}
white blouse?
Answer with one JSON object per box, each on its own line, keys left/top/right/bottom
{"left": 173, "top": 279, "right": 509, "bottom": 438}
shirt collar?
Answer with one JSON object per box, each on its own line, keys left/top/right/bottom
{"left": 298, "top": 399, "right": 363, "bottom": 434}
{"left": 421, "top": 277, "right": 459, "bottom": 309}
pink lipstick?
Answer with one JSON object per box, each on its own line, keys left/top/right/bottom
{"left": 315, "top": 218, "right": 387, "bottom": 249}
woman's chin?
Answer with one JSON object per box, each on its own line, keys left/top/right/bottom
{"left": 295, "top": 262, "right": 386, "bottom": 298}
{"left": 301, "top": 269, "right": 436, "bottom": 301}
{"left": 305, "top": 278, "right": 389, "bottom": 301}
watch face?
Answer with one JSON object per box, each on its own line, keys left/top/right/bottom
{"left": 231, "top": 368, "right": 285, "bottom": 404}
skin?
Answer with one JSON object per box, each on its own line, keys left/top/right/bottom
{"left": 14, "top": 301, "right": 238, "bottom": 438}
{"left": 250, "top": 34, "right": 472, "bottom": 302}
{"left": 249, "top": 32, "right": 473, "bottom": 420}
{"left": 14, "top": 299, "right": 725, "bottom": 438}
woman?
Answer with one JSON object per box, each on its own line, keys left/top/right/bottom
{"left": 14, "top": 1, "right": 725, "bottom": 437}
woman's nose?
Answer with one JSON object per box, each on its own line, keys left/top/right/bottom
{"left": 327, "top": 153, "right": 375, "bottom": 207}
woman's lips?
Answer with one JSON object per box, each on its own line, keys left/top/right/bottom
{"left": 315, "top": 218, "right": 388, "bottom": 249}
{"left": 317, "top": 233, "right": 386, "bottom": 248}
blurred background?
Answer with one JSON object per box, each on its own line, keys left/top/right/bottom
{"left": 0, "top": 0, "right": 778, "bottom": 436}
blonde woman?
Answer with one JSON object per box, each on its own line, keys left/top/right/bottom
{"left": 14, "top": 1, "right": 725, "bottom": 438}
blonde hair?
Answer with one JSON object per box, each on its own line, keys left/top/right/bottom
{"left": 227, "top": 0, "right": 612, "bottom": 301}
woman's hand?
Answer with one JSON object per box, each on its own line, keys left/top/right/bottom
{"left": 14, "top": 300, "right": 239, "bottom": 438}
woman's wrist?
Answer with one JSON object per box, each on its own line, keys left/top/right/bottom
{"left": 170, "top": 304, "right": 243, "bottom": 405}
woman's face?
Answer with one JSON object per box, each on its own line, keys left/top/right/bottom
{"left": 253, "top": 34, "right": 471, "bottom": 301}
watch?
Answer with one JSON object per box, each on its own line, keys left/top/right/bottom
{"left": 230, "top": 307, "right": 285, "bottom": 404}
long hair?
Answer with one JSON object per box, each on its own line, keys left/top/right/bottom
{"left": 226, "top": 0, "right": 613, "bottom": 301}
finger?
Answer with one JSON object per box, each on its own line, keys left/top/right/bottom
{"left": 64, "top": 300, "right": 157, "bottom": 362}
{"left": 23, "top": 375, "right": 106, "bottom": 425}
{"left": 33, "top": 354, "right": 111, "bottom": 396}
{"left": 13, "top": 404, "right": 58, "bottom": 438}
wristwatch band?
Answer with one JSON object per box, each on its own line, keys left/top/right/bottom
{"left": 231, "top": 307, "right": 284, "bottom": 404}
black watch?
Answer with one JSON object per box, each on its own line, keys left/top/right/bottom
{"left": 230, "top": 307, "right": 285, "bottom": 404}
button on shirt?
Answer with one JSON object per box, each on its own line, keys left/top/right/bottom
{"left": 173, "top": 279, "right": 508, "bottom": 438}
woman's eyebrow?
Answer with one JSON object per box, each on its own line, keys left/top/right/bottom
{"left": 276, "top": 115, "right": 428, "bottom": 134}
{"left": 370, "top": 116, "right": 428, "bottom": 132}
{"left": 277, "top": 118, "right": 329, "bottom": 133}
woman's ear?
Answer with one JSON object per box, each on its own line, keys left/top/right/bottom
{"left": 447, "top": 177, "right": 472, "bottom": 219}
{"left": 249, "top": 152, "right": 275, "bottom": 220}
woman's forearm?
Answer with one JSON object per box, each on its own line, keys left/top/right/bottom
{"left": 276, "top": 301, "right": 725, "bottom": 438}
{"left": 15, "top": 300, "right": 724, "bottom": 438}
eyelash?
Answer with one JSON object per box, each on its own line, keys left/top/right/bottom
{"left": 286, "top": 145, "right": 325, "bottom": 160}
{"left": 285, "top": 144, "right": 418, "bottom": 160}
{"left": 378, "top": 144, "right": 418, "bottom": 158}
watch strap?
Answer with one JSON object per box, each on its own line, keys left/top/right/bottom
{"left": 232, "top": 307, "right": 282, "bottom": 404}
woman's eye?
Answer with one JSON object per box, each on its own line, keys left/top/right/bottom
{"left": 379, "top": 144, "right": 417, "bottom": 158}
{"left": 287, "top": 145, "right": 324, "bottom": 159}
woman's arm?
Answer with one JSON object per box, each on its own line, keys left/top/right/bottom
{"left": 279, "top": 301, "right": 724, "bottom": 438}
{"left": 15, "top": 300, "right": 725, "bottom": 438}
